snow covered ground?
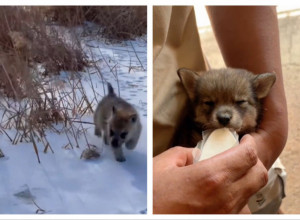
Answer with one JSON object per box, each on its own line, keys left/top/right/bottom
{"left": 0, "top": 27, "right": 147, "bottom": 214}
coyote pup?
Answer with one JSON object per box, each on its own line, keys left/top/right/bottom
{"left": 176, "top": 67, "right": 276, "bottom": 147}
{"left": 94, "top": 83, "right": 141, "bottom": 162}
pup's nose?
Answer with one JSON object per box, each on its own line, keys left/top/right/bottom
{"left": 217, "top": 113, "right": 232, "bottom": 126}
{"left": 111, "top": 139, "right": 119, "bottom": 148}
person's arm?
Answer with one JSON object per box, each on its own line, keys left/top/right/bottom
{"left": 206, "top": 6, "right": 288, "bottom": 170}
{"left": 153, "top": 135, "right": 268, "bottom": 214}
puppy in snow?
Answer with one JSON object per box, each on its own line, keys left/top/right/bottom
{"left": 94, "top": 83, "right": 141, "bottom": 162}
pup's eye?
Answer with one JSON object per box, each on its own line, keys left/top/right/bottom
{"left": 120, "top": 132, "right": 128, "bottom": 139}
{"left": 110, "top": 129, "right": 115, "bottom": 137}
{"left": 236, "top": 100, "right": 247, "bottom": 105}
{"left": 204, "top": 101, "right": 215, "bottom": 107}
{"left": 131, "top": 115, "right": 137, "bottom": 123}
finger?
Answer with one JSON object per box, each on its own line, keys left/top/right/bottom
{"left": 156, "top": 146, "right": 194, "bottom": 167}
{"left": 231, "top": 159, "right": 268, "bottom": 212}
{"left": 171, "top": 146, "right": 194, "bottom": 167}
{"left": 195, "top": 134, "right": 258, "bottom": 181}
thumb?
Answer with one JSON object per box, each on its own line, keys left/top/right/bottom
{"left": 239, "top": 134, "right": 257, "bottom": 148}
{"left": 164, "top": 147, "right": 195, "bottom": 167}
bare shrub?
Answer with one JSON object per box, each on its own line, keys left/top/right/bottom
{"left": 0, "top": 52, "right": 30, "bottom": 99}
{"left": 0, "top": 68, "right": 98, "bottom": 163}
{"left": 39, "top": 6, "right": 86, "bottom": 26}
{"left": 0, "top": 6, "right": 88, "bottom": 97}
{"left": 0, "top": 6, "right": 146, "bottom": 164}
{"left": 0, "top": 6, "right": 87, "bottom": 74}
{"left": 41, "top": 6, "right": 147, "bottom": 40}
{"left": 0, "top": 6, "right": 92, "bottom": 162}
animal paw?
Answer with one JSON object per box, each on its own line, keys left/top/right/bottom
{"left": 125, "top": 141, "right": 136, "bottom": 150}
{"left": 94, "top": 128, "right": 101, "bottom": 137}
{"left": 104, "top": 139, "right": 109, "bottom": 145}
{"left": 116, "top": 157, "right": 126, "bottom": 162}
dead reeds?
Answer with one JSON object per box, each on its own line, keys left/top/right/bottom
{"left": 0, "top": 6, "right": 91, "bottom": 163}
{"left": 0, "top": 6, "right": 146, "bottom": 163}
{"left": 41, "top": 6, "right": 147, "bottom": 40}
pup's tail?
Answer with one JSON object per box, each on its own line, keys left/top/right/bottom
{"left": 107, "top": 82, "right": 115, "bottom": 96}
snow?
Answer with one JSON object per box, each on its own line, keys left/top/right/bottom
{"left": 0, "top": 27, "right": 147, "bottom": 214}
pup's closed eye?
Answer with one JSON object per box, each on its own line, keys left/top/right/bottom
{"left": 236, "top": 100, "right": 247, "bottom": 105}
{"left": 204, "top": 101, "right": 215, "bottom": 107}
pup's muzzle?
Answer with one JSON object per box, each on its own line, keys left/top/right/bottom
{"left": 111, "top": 139, "right": 119, "bottom": 148}
{"left": 217, "top": 111, "right": 232, "bottom": 126}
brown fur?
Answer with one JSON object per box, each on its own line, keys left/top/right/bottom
{"left": 176, "top": 68, "right": 276, "bottom": 147}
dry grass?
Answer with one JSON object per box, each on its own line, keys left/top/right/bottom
{"left": 41, "top": 6, "right": 147, "bottom": 40}
{"left": 0, "top": 64, "right": 98, "bottom": 162}
{"left": 0, "top": 6, "right": 94, "bottom": 163}
{"left": 0, "top": 6, "right": 146, "bottom": 163}
{"left": 0, "top": 6, "right": 87, "bottom": 98}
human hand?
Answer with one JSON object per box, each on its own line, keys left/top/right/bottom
{"left": 153, "top": 134, "right": 268, "bottom": 214}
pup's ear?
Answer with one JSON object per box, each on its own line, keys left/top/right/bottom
{"left": 177, "top": 68, "right": 200, "bottom": 101}
{"left": 253, "top": 73, "right": 276, "bottom": 99}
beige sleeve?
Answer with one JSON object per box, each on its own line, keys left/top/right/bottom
{"left": 153, "top": 6, "right": 207, "bottom": 156}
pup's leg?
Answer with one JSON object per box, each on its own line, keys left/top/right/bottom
{"left": 125, "top": 128, "right": 141, "bottom": 150}
{"left": 103, "top": 123, "right": 109, "bottom": 145}
{"left": 112, "top": 147, "right": 126, "bottom": 162}
{"left": 103, "top": 134, "right": 109, "bottom": 145}
{"left": 125, "top": 137, "right": 139, "bottom": 150}
{"left": 94, "top": 127, "right": 101, "bottom": 137}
